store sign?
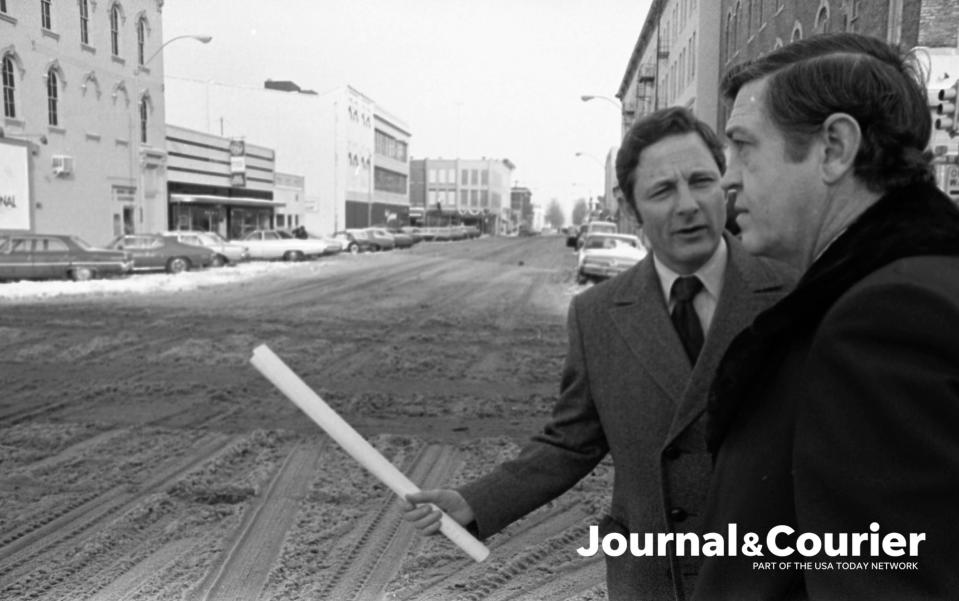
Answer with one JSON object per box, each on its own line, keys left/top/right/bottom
{"left": 229, "top": 138, "right": 246, "bottom": 187}
{"left": 0, "top": 142, "right": 31, "bottom": 230}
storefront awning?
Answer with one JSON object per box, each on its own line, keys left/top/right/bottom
{"left": 170, "top": 193, "right": 284, "bottom": 208}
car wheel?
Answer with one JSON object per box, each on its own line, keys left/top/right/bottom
{"left": 211, "top": 254, "right": 227, "bottom": 267}
{"left": 167, "top": 257, "right": 191, "bottom": 273}
{"left": 576, "top": 272, "right": 589, "bottom": 285}
{"left": 283, "top": 250, "right": 305, "bottom": 261}
{"left": 371, "top": 244, "right": 381, "bottom": 252}
{"left": 71, "top": 267, "right": 94, "bottom": 281}
{"left": 348, "top": 242, "right": 359, "bottom": 255}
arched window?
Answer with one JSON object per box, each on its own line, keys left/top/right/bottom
{"left": 110, "top": 5, "right": 121, "bottom": 56}
{"left": 757, "top": 0, "right": 764, "bottom": 27}
{"left": 792, "top": 21, "right": 803, "bottom": 42}
{"left": 79, "top": 0, "right": 90, "bottom": 44}
{"left": 2, "top": 54, "right": 15, "bottom": 118}
{"left": 816, "top": 2, "right": 830, "bottom": 33}
{"left": 139, "top": 95, "right": 149, "bottom": 143}
{"left": 46, "top": 68, "right": 59, "bottom": 126}
{"left": 746, "top": 0, "right": 753, "bottom": 38}
{"left": 137, "top": 17, "right": 147, "bottom": 65}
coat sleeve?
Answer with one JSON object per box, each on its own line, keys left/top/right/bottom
{"left": 457, "top": 296, "right": 610, "bottom": 539}
{"left": 794, "top": 264, "right": 959, "bottom": 600}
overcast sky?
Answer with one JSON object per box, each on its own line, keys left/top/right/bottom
{"left": 161, "top": 0, "right": 652, "bottom": 219}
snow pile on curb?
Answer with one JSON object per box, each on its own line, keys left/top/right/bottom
{"left": 0, "top": 261, "right": 313, "bottom": 301}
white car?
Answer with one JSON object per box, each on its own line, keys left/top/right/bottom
{"left": 236, "top": 229, "right": 328, "bottom": 261}
{"left": 162, "top": 230, "right": 249, "bottom": 266}
{"left": 577, "top": 233, "right": 647, "bottom": 284}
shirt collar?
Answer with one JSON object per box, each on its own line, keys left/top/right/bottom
{"left": 653, "top": 237, "right": 728, "bottom": 304}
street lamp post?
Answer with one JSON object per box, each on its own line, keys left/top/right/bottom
{"left": 574, "top": 152, "right": 604, "bottom": 214}
{"left": 134, "top": 34, "right": 211, "bottom": 233}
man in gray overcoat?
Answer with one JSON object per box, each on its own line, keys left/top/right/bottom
{"left": 404, "top": 107, "right": 793, "bottom": 600}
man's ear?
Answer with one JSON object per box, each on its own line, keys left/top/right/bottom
{"left": 820, "top": 113, "right": 861, "bottom": 184}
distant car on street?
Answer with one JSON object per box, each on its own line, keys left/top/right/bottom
{"left": 236, "top": 229, "right": 328, "bottom": 261}
{"left": 106, "top": 234, "right": 215, "bottom": 273}
{"left": 162, "top": 230, "right": 249, "bottom": 266}
{"left": 566, "top": 225, "right": 582, "bottom": 248}
{"left": 576, "top": 233, "right": 647, "bottom": 284}
{"left": 576, "top": 221, "right": 619, "bottom": 249}
{"left": 331, "top": 230, "right": 375, "bottom": 254}
{"left": 349, "top": 228, "right": 395, "bottom": 251}
{"left": 0, "top": 233, "right": 133, "bottom": 281}
{"left": 374, "top": 227, "right": 414, "bottom": 249}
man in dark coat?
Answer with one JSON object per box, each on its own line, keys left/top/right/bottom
{"left": 402, "top": 107, "right": 794, "bottom": 600}
{"left": 693, "top": 33, "right": 959, "bottom": 601}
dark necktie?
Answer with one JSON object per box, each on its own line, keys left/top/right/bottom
{"left": 671, "top": 276, "right": 704, "bottom": 364}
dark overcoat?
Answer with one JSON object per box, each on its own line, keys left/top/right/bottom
{"left": 459, "top": 234, "right": 793, "bottom": 600}
{"left": 693, "top": 183, "right": 959, "bottom": 601}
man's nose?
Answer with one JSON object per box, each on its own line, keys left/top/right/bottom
{"left": 720, "top": 164, "right": 742, "bottom": 196}
{"left": 676, "top": 182, "right": 698, "bottom": 213}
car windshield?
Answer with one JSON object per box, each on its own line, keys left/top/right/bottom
{"left": 69, "top": 236, "right": 94, "bottom": 250}
{"left": 206, "top": 232, "right": 228, "bottom": 243}
{"left": 586, "top": 236, "right": 637, "bottom": 250}
{"left": 589, "top": 223, "right": 617, "bottom": 234}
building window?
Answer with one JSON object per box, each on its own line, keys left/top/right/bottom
{"left": 461, "top": 169, "right": 468, "bottom": 185}
{"left": 792, "top": 21, "right": 803, "bottom": 42}
{"left": 80, "top": 0, "right": 90, "bottom": 44}
{"left": 816, "top": 3, "right": 830, "bottom": 33}
{"left": 110, "top": 5, "right": 121, "bottom": 56}
{"left": 137, "top": 17, "right": 147, "bottom": 65}
{"left": 47, "top": 69, "right": 59, "bottom": 126}
{"left": 139, "top": 96, "right": 148, "bottom": 143}
{"left": 41, "top": 0, "right": 53, "bottom": 30}
{"left": 471, "top": 169, "right": 478, "bottom": 185}
{"left": 2, "top": 55, "right": 15, "bottom": 118}
{"left": 757, "top": 0, "right": 763, "bottom": 26}
{"left": 690, "top": 33, "right": 696, "bottom": 78}
{"left": 0, "top": 0, "right": 7, "bottom": 13}
{"left": 481, "top": 169, "right": 488, "bottom": 185}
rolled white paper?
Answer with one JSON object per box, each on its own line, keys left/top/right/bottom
{"left": 250, "top": 344, "right": 490, "bottom": 562}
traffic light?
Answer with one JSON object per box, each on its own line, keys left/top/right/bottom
{"left": 931, "top": 82, "right": 959, "bottom": 136}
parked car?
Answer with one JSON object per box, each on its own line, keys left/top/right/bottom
{"left": 236, "top": 229, "right": 328, "bottom": 261}
{"left": 106, "top": 234, "right": 215, "bottom": 273}
{"left": 331, "top": 230, "right": 375, "bottom": 254}
{"left": 576, "top": 221, "right": 619, "bottom": 249}
{"left": 576, "top": 233, "right": 647, "bottom": 284}
{"left": 162, "top": 230, "right": 249, "bottom": 266}
{"left": 374, "top": 227, "right": 414, "bottom": 249}
{"left": 350, "top": 228, "right": 395, "bottom": 251}
{"left": 0, "top": 233, "right": 133, "bottom": 281}
{"left": 289, "top": 227, "right": 343, "bottom": 255}
{"left": 398, "top": 226, "right": 425, "bottom": 244}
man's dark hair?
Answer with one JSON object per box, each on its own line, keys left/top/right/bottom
{"left": 615, "top": 106, "right": 726, "bottom": 215}
{"left": 721, "top": 32, "right": 934, "bottom": 192}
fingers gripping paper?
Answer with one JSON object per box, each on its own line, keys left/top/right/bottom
{"left": 250, "top": 344, "right": 490, "bottom": 562}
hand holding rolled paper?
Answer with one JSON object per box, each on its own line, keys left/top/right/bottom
{"left": 249, "top": 344, "right": 490, "bottom": 562}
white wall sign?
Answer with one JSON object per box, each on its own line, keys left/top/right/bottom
{"left": 0, "top": 142, "right": 31, "bottom": 230}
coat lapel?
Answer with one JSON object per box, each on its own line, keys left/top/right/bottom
{"left": 665, "top": 236, "right": 793, "bottom": 444}
{"left": 607, "top": 257, "right": 691, "bottom": 404}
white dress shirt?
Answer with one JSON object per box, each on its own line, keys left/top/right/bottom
{"left": 653, "top": 237, "right": 728, "bottom": 335}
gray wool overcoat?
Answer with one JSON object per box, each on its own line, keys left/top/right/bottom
{"left": 459, "top": 234, "right": 793, "bottom": 601}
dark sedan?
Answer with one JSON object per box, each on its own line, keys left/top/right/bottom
{"left": 0, "top": 233, "right": 133, "bottom": 281}
{"left": 106, "top": 234, "right": 215, "bottom": 273}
